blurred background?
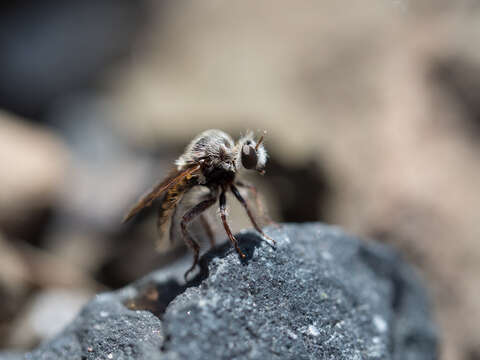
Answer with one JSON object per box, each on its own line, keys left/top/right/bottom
{"left": 0, "top": 0, "right": 478, "bottom": 358}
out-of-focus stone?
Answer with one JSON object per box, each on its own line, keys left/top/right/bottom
{"left": 48, "top": 98, "right": 167, "bottom": 232}
{"left": 0, "top": 111, "right": 68, "bottom": 229}
{"left": 7, "top": 289, "right": 92, "bottom": 350}
{"left": 0, "top": 234, "right": 29, "bottom": 294}
{"left": 0, "top": 0, "right": 146, "bottom": 117}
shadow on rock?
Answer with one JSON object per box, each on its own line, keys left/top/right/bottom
{"left": 124, "top": 231, "right": 266, "bottom": 318}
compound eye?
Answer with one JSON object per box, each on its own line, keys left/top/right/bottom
{"left": 241, "top": 144, "right": 258, "bottom": 169}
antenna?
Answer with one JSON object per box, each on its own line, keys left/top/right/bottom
{"left": 255, "top": 130, "right": 267, "bottom": 150}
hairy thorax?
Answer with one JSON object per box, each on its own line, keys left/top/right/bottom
{"left": 203, "top": 166, "right": 236, "bottom": 187}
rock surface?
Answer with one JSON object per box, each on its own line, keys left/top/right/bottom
{"left": 0, "top": 223, "right": 438, "bottom": 360}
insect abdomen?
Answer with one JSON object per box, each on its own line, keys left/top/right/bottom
{"left": 156, "top": 177, "right": 192, "bottom": 246}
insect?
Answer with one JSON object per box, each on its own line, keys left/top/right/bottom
{"left": 123, "top": 129, "right": 275, "bottom": 279}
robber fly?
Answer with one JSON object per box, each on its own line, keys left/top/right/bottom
{"left": 123, "top": 129, "right": 275, "bottom": 279}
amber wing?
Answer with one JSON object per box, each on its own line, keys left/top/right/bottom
{"left": 122, "top": 164, "right": 201, "bottom": 223}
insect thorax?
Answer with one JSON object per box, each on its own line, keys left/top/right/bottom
{"left": 203, "top": 166, "right": 236, "bottom": 187}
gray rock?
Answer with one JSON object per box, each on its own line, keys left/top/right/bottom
{"left": 1, "top": 223, "right": 438, "bottom": 360}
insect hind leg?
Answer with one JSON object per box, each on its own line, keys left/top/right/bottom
{"left": 181, "top": 192, "right": 217, "bottom": 280}
{"left": 199, "top": 213, "right": 216, "bottom": 248}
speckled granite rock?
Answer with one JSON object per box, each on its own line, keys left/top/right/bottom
{"left": 0, "top": 223, "right": 438, "bottom": 360}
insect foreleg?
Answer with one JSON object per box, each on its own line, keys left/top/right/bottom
{"left": 230, "top": 184, "right": 276, "bottom": 245}
{"left": 235, "top": 181, "right": 276, "bottom": 227}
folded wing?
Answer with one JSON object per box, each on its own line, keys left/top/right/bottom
{"left": 122, "top": 164, "right": 201, "bottom": 223}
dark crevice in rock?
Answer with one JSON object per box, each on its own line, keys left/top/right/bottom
{"left": 124, "top": 279, "right": 185, "bottom": 318}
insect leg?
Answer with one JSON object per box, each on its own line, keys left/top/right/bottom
{"left": 181, "top": 192, "right": 217, "bottom": 280}
{"left": 231, "top": 184, "right": 276, "bottom": 245}
{"left": 219, "top": 189, "right": 246, "bottom": 259}
{"left": 235, "top": 181, "right": 277, "bottom": 227}
{"left": 169, "top": 205, "right": 179, "bottom": 245}
{"left": 199, "top": 214, "right": 216, "bottom": 248}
